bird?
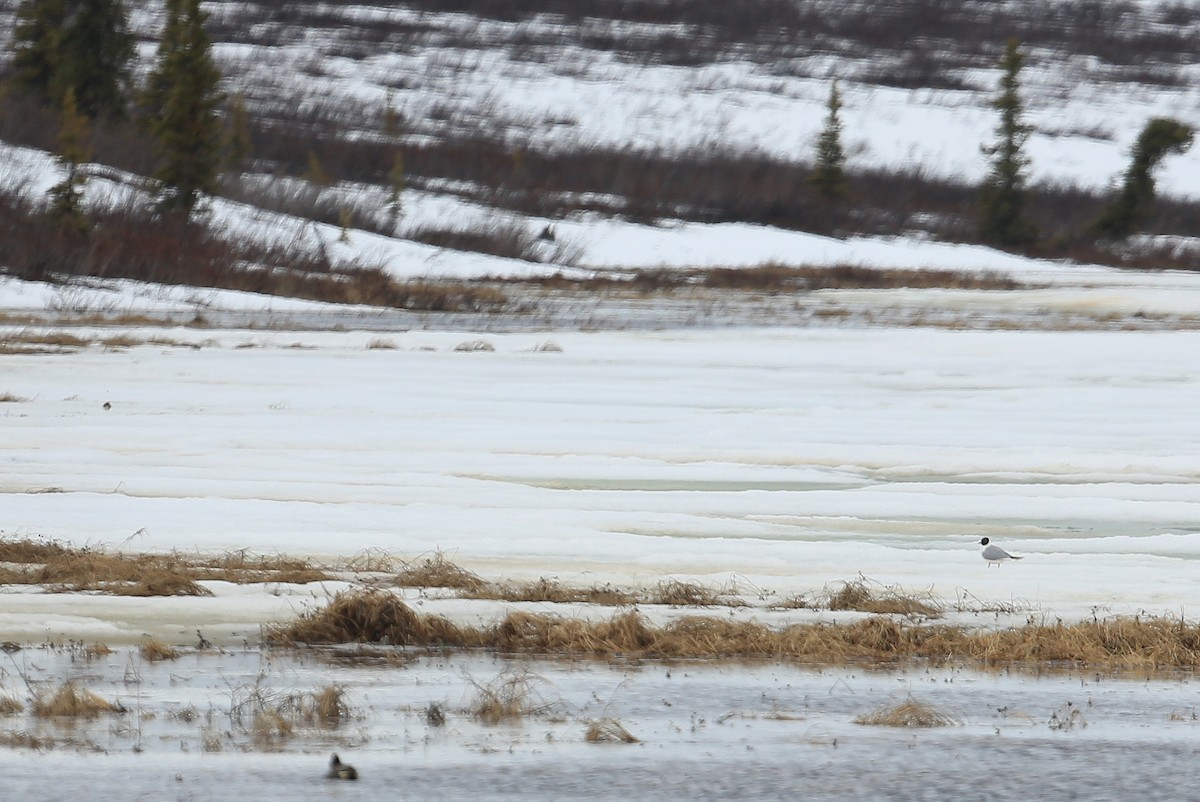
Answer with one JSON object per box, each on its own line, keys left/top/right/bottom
{"left": 980, "top": 537, "right": 1022, "bottom": 566}
{"left": 326, "top": 753, "right": 358, "bottom": 780}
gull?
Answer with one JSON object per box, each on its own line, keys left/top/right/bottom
{"left": 326, "top": 754, "right": 358, "bottom": 780}
{"left": 980, "top": 537, "right": 1022, "bottom": 566}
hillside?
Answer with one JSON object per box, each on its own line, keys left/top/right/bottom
{"left": 2, "top": 0, "right": 1200, "bottom": 317}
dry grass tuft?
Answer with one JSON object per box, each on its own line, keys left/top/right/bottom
{"left": 32, "top": 682, "right": 124, "bottom": 719}
{"left": 585, "top": 718, "right": 640, "bottom": 743}
{"left": 823, "top": 578, "right": 942, "bottom": 619}
{"left": 0, "top": 392, "right": 27, "bottom": 402}
{"left": 649, "top": 579, "right": 727, "bottom": 607}
{"left": 469, "top": 577, "right": 636, "bottom": 606}
{"left": 80, "top": 643, "right": 114, "bottom": 661}
{"left": 468, "top": 670, "right": 551, "bottom": 725}
{"left": 311, "top": 685, "right": 352, "bottom": 727}
{"left": 0, "top": 731, "right": 53, "bottom": 749}
{"left": 0, "top": 693, "right": 24, "bottom": 716}
{"left": 854, "top": 696, "right": 960, "bottom": 728}
{"left": 424, "top": 702, "right": 446, "bottom": 727}
{"left": 140, "top": 638, "right": 181, "bottom": 662}
{"left": 395, "top": 551, "right": 485, "bottom": 591}
{"left": 264, "top": 588, "right": 472, "bottom": 647}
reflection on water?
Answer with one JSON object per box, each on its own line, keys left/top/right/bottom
{"left": 0, "top": 648, "right": 1198, "bottom": 801}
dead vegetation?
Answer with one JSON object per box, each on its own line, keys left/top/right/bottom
{"left": 139, "top": 638, "right": 181, "bottom": 662}
{"left": 0, "top": 693, "right": 24, "bottom": 716}
{"left": 854, "top": 696, "right": 960, "bottom": 728}
{"left": 585, "top": 717, "right": 640, "bottom": 743}
{"left": 0, "top": 538, "right": 331, "bottom": 595}
{"left": 467, "top": 669, "right": 553, "bottom": 724}
{"left": 31, "top": 682, "right": 124, "bottom": 719}
{"left": 393, "top": 551, "right": 486, "bottom": 591}
{"left": 822, "top": 578, "right": 943, "bottom": 619}
{"left": 265, "top": 588, "right": 1200, "bottom": 670}
{"left": 468, "top": 577, "right": 636, "bottom": 606}
{"left": 264, "top": 588, "right": 473, "bottom": 647}
{"left": 230, "top": 679, "right": 356, "bottom": 748}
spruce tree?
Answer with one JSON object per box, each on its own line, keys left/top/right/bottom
{"left": 59, "top": 0, "right": 134, "bottom": 118}
{"left": 10, "top": 0, "right": 134, "bottom": 118}
{"left": 978, "top": 39, "right": 1036, "bottom": 248}
{"left": 47, "top": 87, "right": 92, "bottom": 230}
{"left": 146, "top": 0, "right": 224, "bottom": 215}
{"left": 10, "top": 0, "right": 66, "bottom": 98}
{"left": 811, "top": 79, "right": 847, "bottom": 200}
{"left": 1093, "top": 117, "right": 1193, "bottom": 240}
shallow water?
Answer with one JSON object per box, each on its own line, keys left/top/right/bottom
{"left": 2, "top": 647, "right": 1199, "bottom": 801}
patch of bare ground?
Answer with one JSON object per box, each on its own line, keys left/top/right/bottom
{"left": 266, "top": 588, "right": 1200, "bottom": 671}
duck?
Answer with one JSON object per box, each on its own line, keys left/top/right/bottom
{"left": 326, "top": 753, "right": 358, "bottom": 780}
{"left": 980, "top": 537, "right": 1022, "bottom": 566}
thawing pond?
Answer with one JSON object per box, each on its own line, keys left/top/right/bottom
{"left": 1, "top": 647, "right": 1198, "bottom": 801}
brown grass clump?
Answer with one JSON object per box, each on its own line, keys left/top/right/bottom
{"left": 649, "top": 579, "right": 727, "bottom": 607}
{"left": 470, "top": 577, "right": 636, "bottom": 606}
{"left": 0, "top": 731, "right": 53, "bottom": 749}
{"left": 310, "top": 685, "right": 352, "bottom": 727}
{"left": 468, "top": 670, "right": 551, "bottom": 725}
{"left": 0, "top": 392, "right": 27, "bottom": 402}
{"left": 195, "top": 550, "right": 332, "bottom": 585}
{"left": 854, "top": 696, "right": 960, "bottom": 728}
{"left": 395, "top": 551, "right": 485, "bottom": 591}
{"left": 585, "top": 718, "right": 640, "bottom": 743}
{"left": 32, "top": 682, "right": 124, "bottom": 719}
{"left": 140, "top": 638, "right": 181, "bottom": 662}
{"left": 80, "top": 643, "right": 114, "bottom": 661}
{"left": 37, "top": 550, "right": 212, "bottom": 597}
{"left": 824, "top": 578, "right": 942, "bottom": 619}
{"left": 0, "top": 537, "right": 75, "bottom": 564}
{"left": 0, "top": 693, "right": 24, "bottom": 716}
{"left": 966, "top": 615, "right": 1200, "bottom": 669}
{"left": 264, "top": 588, "right": 472, "bottom": 647}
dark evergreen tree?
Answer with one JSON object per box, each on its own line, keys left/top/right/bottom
{"left": 9, "top": 0, "right": 133, "bottom": 118}
{"left": 811, "top": 79, "right": 847, "bottom": 200}
{"left": 47, "top": 87, "right": 92, "bottom": 229}
{"left": 146, "top": 0, "right": 224, "bottom": 215}
{"left": 10, "top": 0, "right": 66, "bottom": 98}
{"left": 1093, "top": 118, "right": 1193, "bottom": 240}
{"left": 978, "top": 39, "right": 1036, "bottom": 248}
{"left": 58, "top": 0, "right": 135, "bottom": 118}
